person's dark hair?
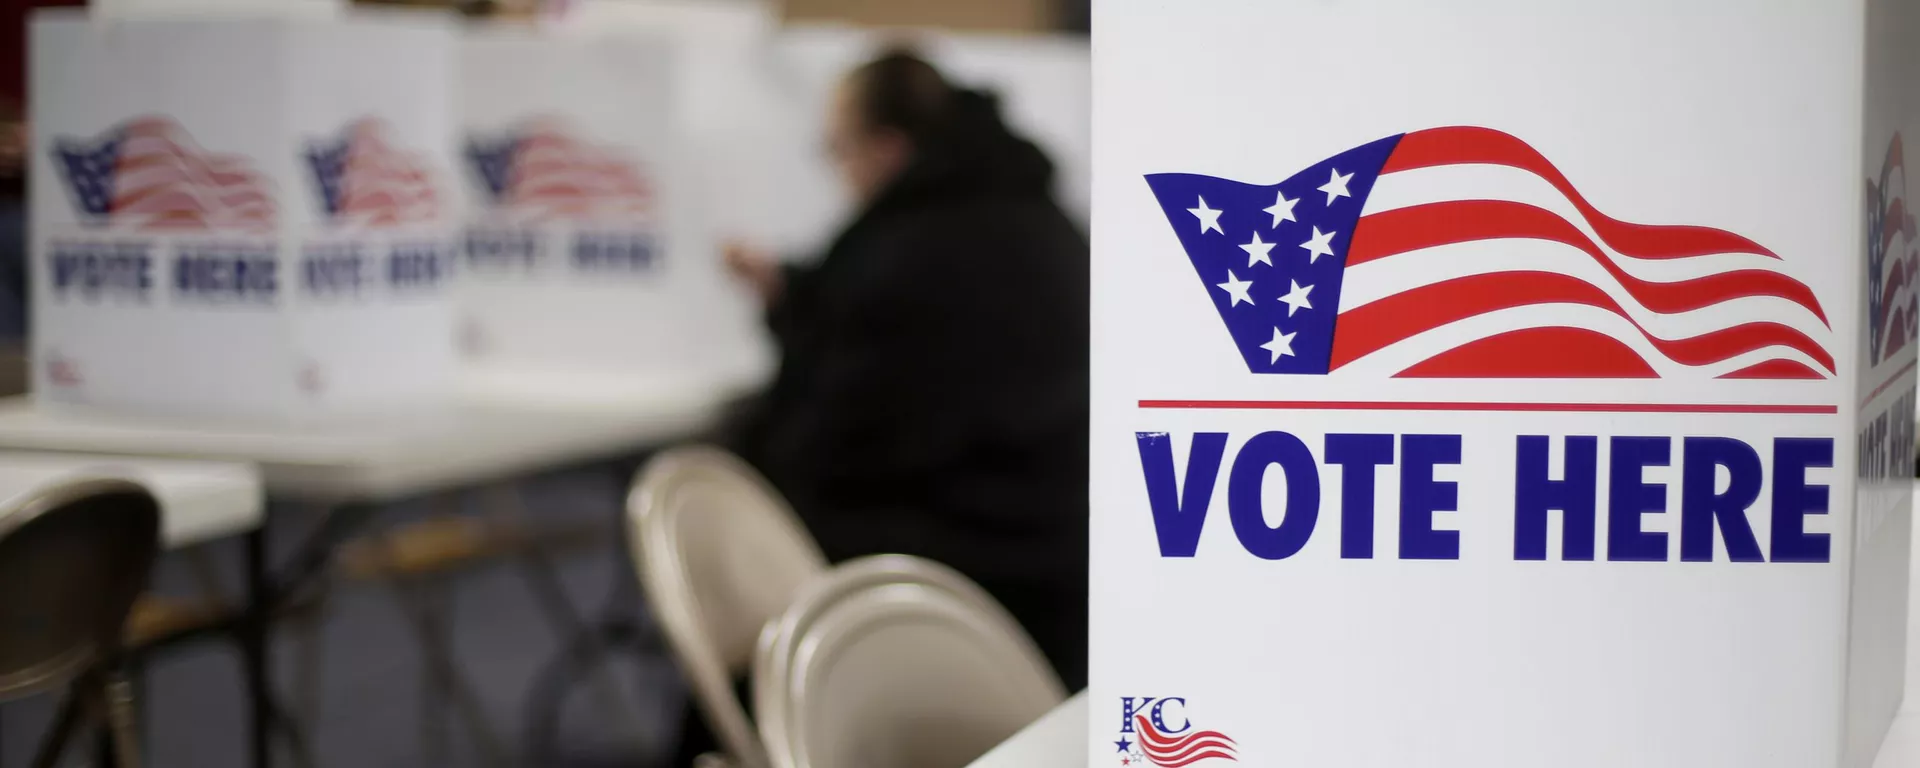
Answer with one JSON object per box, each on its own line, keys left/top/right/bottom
{"left": 456, "top": 0, "right": 501, "bottom": 17}
{"left": 848, "top": 47, "right": 956, "bottom": 144}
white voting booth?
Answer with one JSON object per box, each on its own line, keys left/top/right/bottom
{"left": 29, "top": 6, "right": 458, "bottom": 423}
{"left": 462, "top": 0, "right": 771, "bottom": 383}
{"left": 459, "top": 28, "right": 685, "bottom": 369}
{"left": 1092, "top": 1, "right": 1914, "bottom": 767}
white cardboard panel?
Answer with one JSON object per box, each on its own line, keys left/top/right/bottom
{"left": 30, "top": 12, "right": 458, "bottom": 424}
{"left": 1852, "top": 0, "right": 1920, "bottom": 763}
{"left": 457, "top": 27, "right": 763, "bottom": 381}
{"left": 495, "top": 2, "right": 776, "bottom": 381}
{"left": 1090, "top": 1, "right": 1911, "bottom": 766}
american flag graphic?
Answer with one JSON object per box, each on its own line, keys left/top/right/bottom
{"left": 1867, "top": 133, "right": 1917, "bottom": 368}
{"left": 53, "top": 116, "right": 276, "bottom": 231}
{"left": 1132, "top": 715, "right": 1236, "bottom": 767}
{"left": 305, "top": 118, "right": 441, "bottom": 229}
{"left": 466, "top": 120, "right": 652, "bottom": 221}
{"left": 1147, "top": 126, "right": 1833, "bottom": 380}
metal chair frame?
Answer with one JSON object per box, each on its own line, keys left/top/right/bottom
{"left": 627, "top": 445, "right": 829, "bottom": 768}
{"left": 0, "top": 477, "right": 161, "bottom": 768}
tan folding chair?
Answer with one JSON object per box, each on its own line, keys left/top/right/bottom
{"left": 752, "top": 555, "right": 1067, "bottom": 768}
{"left": 0, "top": 478, "right": 162, "bottom": 768}
{"left": 627, "top": 446, "right": 828, "bottom": 768}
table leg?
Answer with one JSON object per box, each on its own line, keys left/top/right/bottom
{"left": 390, "top": 577, "right": 512, "bottom": 767}
{"left": 244, "top": 526, "right": 272, "bottom": 768}
{"left": 521, "top": 530, "right": 666, "bottom": 763}
{"left": 523, "top": 615, "right": 665, "bottom": 762}
{"left": 483, "top": 482, "right": 650, "bottom": 753}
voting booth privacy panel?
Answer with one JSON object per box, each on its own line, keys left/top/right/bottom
{"left": 508, "top": 0, "right": 774, "bottom": 381}
{"left": 1090, "top": 1, "right": 1914, "bottom": 767}
{"left": 460, "top": 28, "right": 691, "bottom": 371}
{"left": 29, "top": 11, "right": 458, "bottom": 422}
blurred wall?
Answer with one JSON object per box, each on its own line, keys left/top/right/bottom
{"left": 5, "top": 0, "right": 92, "bottom": 113}
{"left": 780, "top": 0, "right": 1057, "bottom": 32}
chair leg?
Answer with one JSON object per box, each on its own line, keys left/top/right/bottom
{"left": 104, "top": 671, "right": 142, "bottom": 768}
{"left": 290, "top": 590, "right": 327, "bottom": 747}
{"left": 31, "top": 680, "right": 91, "bottom": 768}
{"left": 412, "top": 580, "right": 450, "bottom": 768}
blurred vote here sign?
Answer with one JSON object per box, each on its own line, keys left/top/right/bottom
{"left": 458, "top": 23, "right": 764, "bottom": 384}
{"left": 30, "top": 11, "right": 458, "bottom": 424}
{"left": 1090, "top": 1, "right": 1916, "bottom": 766}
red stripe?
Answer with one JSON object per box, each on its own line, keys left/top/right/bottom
{"left": 1883, "top": 198, "right": 1909, "bottom": 252}
{"left": 1148, "top": 749, "right": 1238, "bottom": 768}
{"left": 1138, "top": 400, "right": 1837, "bottom": 414}
{"left": 1395, "top": 327, "right": 1657, "bottom": 378}
{"left": 1382, "top": 126, "right": 1779, "bottom": 261}
{"left": 113, "top": 187, "right": 272, "bottom": 216}
{"left": 1880, "top": 259, "right": 1913, "bottom": 353}
{"left": 118, "top": 152, "right": 259, "bottom": 188}
{"left": 1346, "top": 200, "right": 1830, "bottom": 325}
{"left": 1719, "top": 358, "right": 1828, "bottom": 380}
{"left": 1327, "top": 271, "right": 1836, "bottom": 375}
{"left": 1860, "top": 359, "right": 1920, "bottom": 408}
{"left": 1885, "top": 305, "right": 1913, "bottom": 361}
{"left": 1136, "top": 723, "right": 1236, "bottom": 751}
{"left": 1134, "top": 716, "right": 1236, "bottom": 766}
{"left": 1143, "top": 737, "right": 1237, "bottom": 761}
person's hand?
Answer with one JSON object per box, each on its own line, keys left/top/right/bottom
{"left": 724, "top": 241, "right": 784, "bottom": 305}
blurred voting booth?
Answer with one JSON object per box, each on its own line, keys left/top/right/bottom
{"left": 457, "top": 28, "right": 712, "bottom": 373}
{"left": 521, "top": 0, "right": 777, "bottom": 382}
{"left": 30, "top": 8, "right": 458, "bottom": 423}
{"left": 1091, "top": 1, "right": 1914, "bottom": 767}
{"left": 24, "top": 0, "right": 1091, "bottom": 424}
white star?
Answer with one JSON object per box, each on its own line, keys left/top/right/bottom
{"left": 1215, "top": 270, "right": 1255, "bottom": 307}
{"left": 1278, "top": 279, "right": 1314, "bottom": 316}
{"left": 1300, "top": 226, "right": 1337, "bottom": 263}
{"left": 1188, "top": 196, "right": 1224, "bottom": 235}
{"left": 1240, "top": 231, "right": 1276, "bottom": 268}
{"left": 1319, "top": 168, "right": 1353, "bottom": 205}
{"left": 1263, "top": 190, "right": 1299, "bottom": 228}
{"left": 1259, "top": 327, "right": 1297, "bottom": 363}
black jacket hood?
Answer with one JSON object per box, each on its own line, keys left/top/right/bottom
{"left": 863, "top": 88, "right": 1058, "bottom": 216}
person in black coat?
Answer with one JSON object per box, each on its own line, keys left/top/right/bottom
{"left": 675, "top": 47, "right": 1089, "bottom": 764}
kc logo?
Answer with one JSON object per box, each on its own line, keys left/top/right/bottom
{"left": 1114, "top": 697, "right": 1237, "bottom": 766}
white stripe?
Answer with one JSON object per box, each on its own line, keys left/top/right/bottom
{"left": 1336, "top": 303, "right": 1831, "bottom": 380}
{"left": 1363, "top": 163, "right": 1799, "bottom": 284}
{"left": 1336, "top": 237, "right": 1834, "bottom": 345}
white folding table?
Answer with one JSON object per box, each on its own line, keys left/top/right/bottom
{"left": 0, "top": 362, "right": 767, "bottom": 768}
{"left": 0, "top": 450, "right": 262, "bottom": 548}
{"left": 0, "top": 365, "right": 752, "bottom": 504}
{"left": 965, "top": 691, "right": 1087, "bottom": 768}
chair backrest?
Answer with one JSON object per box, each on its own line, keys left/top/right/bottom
{"left": 627, "top": 446, "right": 828, "bottom": 768}
{"left": 0, "top": 478, "right": 160, "bottom": 701}
{"left": 753, "top": 555, "right": 1067, "bottom": 768}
